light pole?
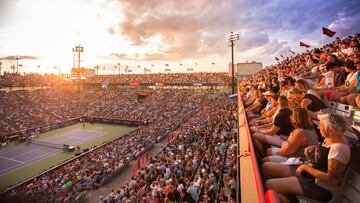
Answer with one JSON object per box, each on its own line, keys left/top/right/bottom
{"left": 0, "top": 61, "right": 2, "bottom": 76}
{"left": 226, "top": 32, "right": 239, "bottom": 94}
{"left": 72, "top": 48, "right": 75, "bottom": 68}
{"left": 94, "top": 65, "right": 99, "bottom": 75}
{"left": 15, "top": 56, "right": 21, "bottom": 74}
{"left": 73, "top": 45, "right": 84, "bottom": 69}
{"left": 117, "top": 63, "right": 121, "bottom": 75}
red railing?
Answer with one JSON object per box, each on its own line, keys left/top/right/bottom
{"left": 238, "top": 91, "right": 281, "bottom": 203}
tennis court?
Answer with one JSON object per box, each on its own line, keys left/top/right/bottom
{"left": 0, "top": 129, "right": 104, "bottom": 175}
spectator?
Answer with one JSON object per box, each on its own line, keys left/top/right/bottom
{"left": 252, "top": 96, "right": 294, "bottom": 154}
{"left": 264, "top": 113, "right": 350, "bottom": 202}
{"left": 262, "top": 108, "right": 318, "bottom": 163}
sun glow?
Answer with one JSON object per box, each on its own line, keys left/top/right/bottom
{"left": 0, "top": 0, "right": 129, "bottom": 74}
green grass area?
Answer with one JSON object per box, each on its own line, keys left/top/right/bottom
{"left": 0, "top": 122, "right": 136, "bottom": 192}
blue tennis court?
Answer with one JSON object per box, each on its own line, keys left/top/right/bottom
{"left": 0, "top": 129, "right": 104, "bottom": 175}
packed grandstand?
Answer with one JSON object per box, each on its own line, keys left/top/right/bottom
{"left": 0, "top": 33, "right": 360, "bottom": 203}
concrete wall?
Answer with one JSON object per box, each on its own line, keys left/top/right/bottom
{"left": 228, "top": 62, "right": 262, "bottom": 77}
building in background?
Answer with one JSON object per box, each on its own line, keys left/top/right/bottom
{"left": 71, "top": 68, "right": 95, "bottom": 80}
{"left": 228, "top": 61, "right": 262, "bottom": 80}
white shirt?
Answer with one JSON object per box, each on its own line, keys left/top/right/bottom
{"left": 328, "top": 143, "right": 350, "bottom": 164}
{"left": 323, "top": 71, "right": 333, "bottom": 88}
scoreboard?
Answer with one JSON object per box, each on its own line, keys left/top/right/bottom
{"left": 71, "top": 68, "right": 95, "bottom": 80}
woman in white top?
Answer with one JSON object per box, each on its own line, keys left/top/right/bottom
{"left": 263, "top": 113, "right": 350, "bottom": 203}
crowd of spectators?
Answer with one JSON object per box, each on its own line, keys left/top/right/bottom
{"left": 0, "top": 72, "right": 229, "bottom": 88}
{"left": 86, "top": 72, "right": 229, "bottom": 84}
{"left": 102, "top": 93, "right": 237, "bottom": 203}
{"left": 0, "top": 89, "right": 206, "bottom": 138}
{"left": 240, "top": 32, "right": 360, "bottom": 202}
{"left": 0, "top": 73, "right": 66, "bottom": 87}
{"left": 2, "top": 89, "right": 212, "bottom": 202}
{"left": 240, "top": 33, "right": 360, "bottom": 107}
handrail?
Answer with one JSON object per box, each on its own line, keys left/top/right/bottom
{"left": 243, "top": 102, "right": 266, "bottom": 203}
{"left": 237, "top": 87, "right": 266, "bottom": 203}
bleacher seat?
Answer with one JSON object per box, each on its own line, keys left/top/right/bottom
{"left": 312, "top": 101, "right": 359, "bottom": 141}
{"left": 334, "top": 103, "right": 353, "bottom": 119}
{"left": 297, "top": 167, "right": 360, "bottom": 203}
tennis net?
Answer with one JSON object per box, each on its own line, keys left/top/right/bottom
{"left": 27, "top": 138, "right": 68, "bottom": 150}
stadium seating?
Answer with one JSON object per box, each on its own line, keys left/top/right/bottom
{"left": 239, "top": 31, "right": 360, "bottom": 203}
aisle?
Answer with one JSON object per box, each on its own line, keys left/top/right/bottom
{"left": 85, "top": 138, "right": 169, "bottom": 203}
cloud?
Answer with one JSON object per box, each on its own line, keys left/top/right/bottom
{"left": 99, "top": 0, "right": 360, "bottom": 65}
{"left": 110, "top": 0, "right": 275, "bottom": 61}
{"left": 329, "top": 12, "right": 360, "bottom": 36}
{"left": 0, "top": 55, "right": 40, "bottom": 60}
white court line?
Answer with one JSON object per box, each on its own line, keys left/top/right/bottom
{"left": 20, "top": 149, "right": 59, "bottom": 165}
{"left": 0, "top": 144, "right": 37, "bottom": 156}
{"left": 0, "top": 155, "right": 24, "bottom": 164}
{"left": 0, "top": 149, "right": 59, "bottom": 176}
{"left": 12, "top": 145, "right": 50, "bottom": 159}
{"left": 0, "top": 162, "right": 23, "bottom": 175}
{"left": 6, "top": 137, "right": 74, "bottom": 160}
{"left": 60, "top": 135, "right": 87, "bottom": 140}
{"left": 0, "top": 131, "right": 105, "bottom": 175}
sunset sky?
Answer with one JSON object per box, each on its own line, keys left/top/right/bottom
{"left": 0, "top": 0, "right": 359, "bottom": 74}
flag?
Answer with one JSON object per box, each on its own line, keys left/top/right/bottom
{"left": 212, "top": 62, "right": 215, "bottom": 65}
{"left": 275, "top": 57, "right": 280, "bottom": 61}
{"left": 289, "top": 49, "right": 295, "bottom": 54}
{"left": 165, "top": 64, "right": 169, "bottom": 66}
{"left": 322, "top": 27, "right": 336, "bottom": 37}
{"left": 179, "top": 63, "right": 183, "bottom": 66}
{"left": 300, "top": 41, "right": 311, "bottom": 48}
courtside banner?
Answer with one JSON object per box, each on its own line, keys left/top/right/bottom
{"left": 128, "top": 82, "right": 141, "bottom": 86}
{"left": 155, "top": 82, "right": 167, "bottom": 86}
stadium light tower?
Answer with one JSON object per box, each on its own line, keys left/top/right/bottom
{"left": 73, "top": 45, "right": 84, "bottom": 69}
{"left": 226, "top": 32, "right": 239, "bottom": 94}
{"left": 94, "top": 65, "right": 99, "bottom": 75}
{"left": 15, "top": 56, "right": 21, "bottom": 73}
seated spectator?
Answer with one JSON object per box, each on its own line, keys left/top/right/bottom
{"left": 246, "top": 90, "right": 268, "bottom": 119}
{"left": 279, "top": 81, "right": 291, "bottom": 97}
{"left": 262, "top": 108, "right": 318, "bottom": 163}
{"left": 264, "top": 113, "right": 350, "bottom": 202}
{"left": 252, "top": 96, "right": 294, "bottom": 154}
{"left": 243, "top": 86, "right": 256, "bottom": 107}
{"left": 289, "top": 88, "right": 327, "bottom": 119}
{"left": 326, "top": 59, "right": 358, "bottom": 101}
{"left": 314, "top": 64, "right": 333, "bottom": 90}
{"left": 294, "top": 79, "right": 320, "bottom": 99}
{"left": 339, "top": 57, "right": 360, "bottom": 105}
{"left": 249, "top": 95, "right": 279, "bottom": 133}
